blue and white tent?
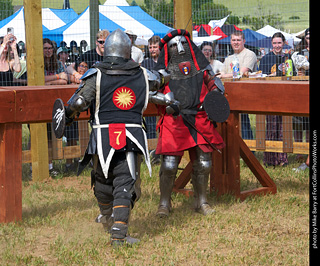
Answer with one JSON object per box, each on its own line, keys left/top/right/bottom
{"left": 43, "top": 3, "right": 172, "bottom": 47}
{"left": 0, "top": 7, "right": 78, "bottom": 43}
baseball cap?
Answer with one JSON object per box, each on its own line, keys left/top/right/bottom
{"left": 124, "top": 29, "right": 137, "bottom": 37}
{"left": 57, "top": 47, "right": 68, "bottom": 55}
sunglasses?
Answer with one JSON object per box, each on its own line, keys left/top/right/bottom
{"left": 97, "top": 40, "right": 105, "bottom": 45}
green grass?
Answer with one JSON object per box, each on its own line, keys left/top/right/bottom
{"left": 1, "top": 155, "right": 309, "bottom": 265}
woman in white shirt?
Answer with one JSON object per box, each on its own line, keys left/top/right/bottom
{"left": 200, "top": 41, "right": 223, "bottom": 74}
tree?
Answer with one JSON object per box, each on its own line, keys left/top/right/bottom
{"left": 140, "top": 0, "right": 174, "bottom": 27}
{"left": 0, "top": 0, "right": 14, "bottom": 21}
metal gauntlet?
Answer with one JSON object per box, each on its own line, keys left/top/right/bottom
{"left": 147, "top": 69, "right": 171, "bottom": 92}
{"left": 149, "top": 91, "right": 180, "bottom": 116}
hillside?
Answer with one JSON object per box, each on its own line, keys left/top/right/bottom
{"left": 11, "top": 0, "right": 309, "bottom": 32}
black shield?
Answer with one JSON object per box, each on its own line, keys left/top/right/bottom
{"left": 203, "top": 91, "right": 230, "bottom": 123}
{"left": 52, "top": 98, "right": 66, "bottom": 139}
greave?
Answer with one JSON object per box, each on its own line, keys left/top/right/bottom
{"left": 157, "top": 155, "right": 180, "bottom": 216}
{"left": 191, "top": 148, "right": 214, "bottom": 215}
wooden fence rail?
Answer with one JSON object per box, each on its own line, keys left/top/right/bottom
{"left": 0, "top": 80, "right": 309, "bottom": 223}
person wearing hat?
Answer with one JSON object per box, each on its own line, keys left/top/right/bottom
{"left": 125, "top": 29, "right": 144, "bottom": 64}
{"left": 67, "top": 29, "right": 110, "bottom": 80}
{"left": 57, "top": 46, "right": 69, "bottom": 72}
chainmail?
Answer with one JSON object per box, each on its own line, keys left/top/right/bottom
{"left": 167, "top": 43, "right": 201, "bottom": 80}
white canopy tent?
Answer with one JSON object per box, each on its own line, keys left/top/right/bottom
{"left": 43, "top": 3, "right": 172, "bottom": 47}
{"left": 103, "top": 0, "right": 129, "bottom": 6}
{"left": 0, "top": 7, "right": 78, "bottom": 43}
{"left": 256, "top": 25, "right": 301, "bottom": 47}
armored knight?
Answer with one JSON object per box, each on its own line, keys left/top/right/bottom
{"left": 154, "top": 29, "right": 226, "bottom": 217}
{"left": 63, "top": 29, "right": 173, "bottom": 246}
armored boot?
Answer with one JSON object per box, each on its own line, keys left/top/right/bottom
{"left": 191, "top": 148, "right": 214, "bottom": 216}
{"left": 156, "top": 155, "right": 180, "bottom": 217}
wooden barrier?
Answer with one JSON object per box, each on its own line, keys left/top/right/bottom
{"left": 0, "top": 80, "right": 309, "bottom": 223}
{"left": 173, "top": 80, "right": 309, "bottom": 199}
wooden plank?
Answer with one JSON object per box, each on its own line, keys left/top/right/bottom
{"left": 63, "top": 146, "right": 81, "bottom": 159}
{"left": 0, "top": 123, "right": 22, "bottom": 223}
{"left": 282, "top": 116, "right": 293, "bottom": 153}
{"left": 174, "top": 162, "right": 193, "bottom": 191}
{"left": 30, "top": 123, "right": 49, "bottom": 181}
{"left": 78, "top": 120, "right": 90, "bottom": 156}
{"left": 0, "top": 88, "right": 15, "bottom": 123}
{"left": 24, "top": 0, "right": 49, "bottom": 182}
{"left": 224, "top": 81, "right": 309, "bottom": 116}
{"left": 51, "top": 127, "right": 63, "bottom": 160}
{"left": 243, "top": 139, "right": 309, "bottom": 154}
{"left": 212, "top": 112, "right": 240, "bottom": 196}
{"left": 255, "top": 115, "right": 266, "bottom": 150}
{"left": 239, "top": 137, "right": 277, "bottom": 191}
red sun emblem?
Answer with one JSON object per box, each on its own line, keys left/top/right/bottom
{"left": 113, "top": 87, "right": 136, "bottom": 110}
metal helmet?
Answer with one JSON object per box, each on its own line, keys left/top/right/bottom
{"left": 167, "top": 35, "right": 187, "bottom": 55}
{"left": 104, "top": 29, "right": 132, "bottom": 59}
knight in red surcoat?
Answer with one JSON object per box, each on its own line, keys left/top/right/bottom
{"left": 153, "top": 29, "right": 227, "bottom": 217}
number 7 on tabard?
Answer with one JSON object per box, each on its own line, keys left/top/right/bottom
{"left": 114, "top": 131, "right": 122, "bottom": 145}
{"left": 109, "top": 124, "right": 126, "bottom": 150}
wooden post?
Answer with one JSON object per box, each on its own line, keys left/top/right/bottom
{"left": 24, "top": 0, "right": 49, "bottom": 181}
{"left": 174, "top": 0, "right": 193, "bottom": 36}
{"left": 0, "top": 123, "right": 22, "bottom": 223}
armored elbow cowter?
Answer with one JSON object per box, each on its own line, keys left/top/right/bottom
{"left": 65, "top": 94, "right": 89, "bottom": 121}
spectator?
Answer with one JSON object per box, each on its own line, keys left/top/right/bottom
{"left": 218, "top": 31, "right": 256, "bottom": 141}
{"left": 200, "top": 41, "right": 223, "bottom": 74}
{"left": 67, "top": 29, "right": 109, "bottom": 79}
{"left": 296, "top": 28, "right": 309, "bottom": 76}
{"left": 141, "top": 36, "right": 161, "bottom": 164}
{"left": 141, "top": 36, "right": 160, "bottom": 140}
{"left": 125, "top": 29, "right": 144, "bottom": 64}
{"left": 218, "top": 31, "right": 258, "bottom": 79}
{"left": 43, "top": 38, "right": 68, "bottom": 85}
{"left": 141, "top": 35, "right": 161, "bottom": 70}
{"left": 69, "top": 61, "right": 88, "bottom": 84}
{"left": 259, "top": 32, "right": 295, "bottom": 76}
{"left": 57, "top": 46, "right": 69, "bottom": 72}
{"left": 0, "top": 33, "right": 21, "bottom": 86}
{"left": 64, "top": 61, "right": 89, "bottom": 174}
{"left": 258, "top": 32, "right": 290, "bottom": 167}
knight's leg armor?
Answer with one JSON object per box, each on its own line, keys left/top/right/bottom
{"left": 110, "top": 152, "right": 140, "bottom": 246}
{"left": 191, "top": 147, "right": 214, "bottom": 216}
{"left": 94, "top": 180, "right": 114, "bottom": 233}
{"left": 157, "top": 155, "right": 181, "bottom": 217}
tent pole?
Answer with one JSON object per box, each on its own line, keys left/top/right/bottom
{"left": 90, "top": 0, "right": 99, "bottom": 49}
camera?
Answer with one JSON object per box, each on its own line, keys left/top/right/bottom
{"left": 7, "top": 27, "right": 14, "bottom": 41}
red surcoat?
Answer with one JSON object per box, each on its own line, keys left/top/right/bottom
{"left": 156, "top": 70, "right": 225, "bottom": 156}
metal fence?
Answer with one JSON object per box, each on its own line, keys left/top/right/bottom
{"left": 0, "top": 0, "right": 309, "bottom": 176}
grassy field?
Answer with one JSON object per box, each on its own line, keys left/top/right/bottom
{"left": 0, "top": 154, "right": 309, "bottom": 265}
{"left": 11, "top": 0, "right": 309, "bottom": 32}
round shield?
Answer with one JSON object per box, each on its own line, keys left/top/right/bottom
{"left": 203, "top": 91, "right": 230, "bottom": 123}
{"left": 52, "top": 98, "right": 66, "bottom": 139}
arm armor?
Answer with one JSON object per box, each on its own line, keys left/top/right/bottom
{"left": 65, "top": 94, "right": 89, "bottom": 120}
{"left": 146, "top": 68, "right": 171, "bottom": 92}
{"left": 149, "top": 91, "right": 180, "bottom": 116}
{"left": 65, "top": 69, "right": 97, "bottom": 120}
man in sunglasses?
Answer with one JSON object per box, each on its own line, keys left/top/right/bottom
{"left": 67, "top": 30, "right": 110, "bottom": 79}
